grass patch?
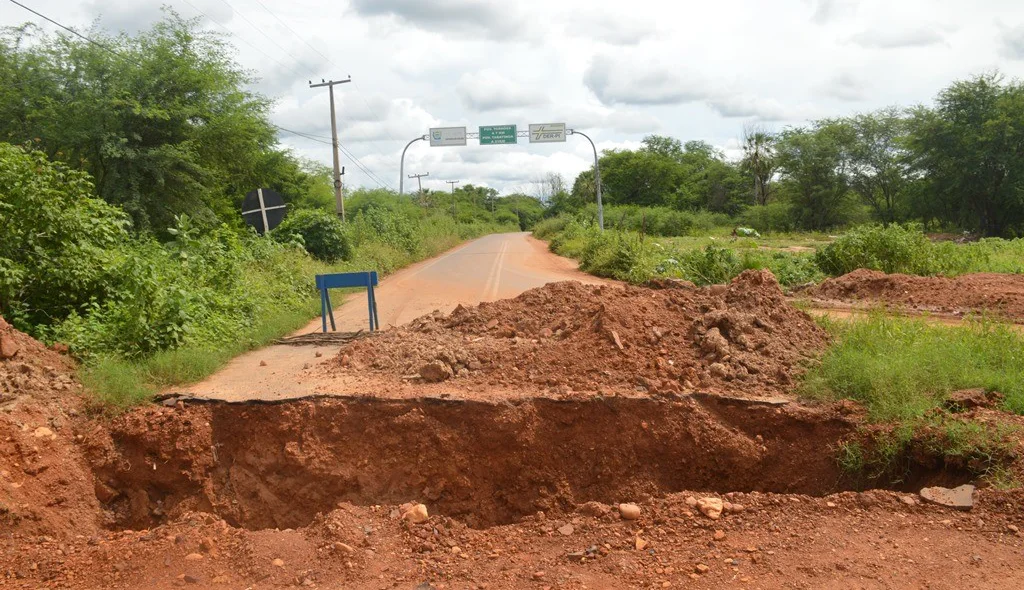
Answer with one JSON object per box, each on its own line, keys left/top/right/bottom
{"left": 803, "top": 314, "right": 1023, "bottom": 485}
{"left": 801, "top": 314, "right": 1024, "bottom": 419}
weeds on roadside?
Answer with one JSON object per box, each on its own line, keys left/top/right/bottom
{"left": 806, "top": 314, "right": 1023, "bottom": 485}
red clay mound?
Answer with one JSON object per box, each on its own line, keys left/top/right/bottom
{"left": 332, "top": 270, "right": 828, "bottom": 399}
{"left": 0, "top": 315, "right": 102, "bottom": 538}
{"left": 811, "top": 270, "right": 1024, "bottom": 321}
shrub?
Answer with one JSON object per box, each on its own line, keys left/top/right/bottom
{"left": 814, "top": 223, "right": 977, "bottom": 276}
{"left": 349, "top": 205, "right": 420, "bottom": 254}
{"left": 0, "top": 143, "right": 129, "bottom": 331}
{"left": 272, "top": 208, "right": 352, "bottom": 262}
{"left": 532, "top": 216, "right": 571, "bottom": 239}
{"left": 736, "top": 202, "right": 798, "bottom": 234}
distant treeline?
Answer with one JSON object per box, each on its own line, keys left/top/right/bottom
{"left": 553, "top": 74, "right": 1024, "bottom": 237}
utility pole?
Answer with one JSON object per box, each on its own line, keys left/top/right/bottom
{"left": 446, "top": 180, "right": 460, "bottom": 220}
{"left": 408, "top": 173, "right": 428, "bottom": 197}
{"left": 309, "top": 77, "right": 351, "bottom": 221}
{"left": 408, "top": 172, "right": 428, "bottom": 206}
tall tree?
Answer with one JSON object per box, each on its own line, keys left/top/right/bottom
{"left": 0, "top": 12, "right": 314, "bottom": 235}
{"left": 775, "top": 122, "right": 856, "bottom": 230}
{"left": 741, "top": 125, "right": 777, "bottom": 206}
{"left": 844, "top": 108, "right": 915, "bottom": 223}
{"left": 908, "top": 73, "right": 1024, "bottom": 236}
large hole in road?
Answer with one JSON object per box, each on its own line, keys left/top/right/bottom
{"left": 88, "top": 396, "right": 972, "bottom": 531}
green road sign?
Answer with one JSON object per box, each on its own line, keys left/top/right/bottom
{"left": 479, "top": 125, "right": 517, "bottom": 145}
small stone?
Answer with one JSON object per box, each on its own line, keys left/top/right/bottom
{"left": 259, "top": 360, "right": 268, "bottom": 367}
{"left": 920, "top": 485, "right": 975, "bottom": 510}
{"left": 900, "top": 495, "right": 918, "bottom": 507}
{"left": 272, "top": 558, "right": 285, "bottom": 567}
{"left": 694, "top": 564, "right": 710, "bottom": 574}
{"left": 557, "top": 523, "right": 574, "bottom": 536}
{"left": 618, "top": 503, "right": 641, "bottom": 520}
{"left": 1007, "top": 524, "right": 1019, "bottom": 534}
{"left": 826, "top": 502, "right": 837, "bottom": 508}
{"left": 33, "top": 427, "right": 55, "bottom": 439}
{"left": 685, "top": 496, "right": 698, "bottom": 507}
{"left": 315, "top": 351, "right": 323, "bottom": 358}
{"left": 0, "top": 333, "right": 20, "bottom": 359}
{"left": 635, "top": 537, "right": 648, "bottom": 551}
{"left": 402, "top": 503, "right": 430, "bottom": 524}
{"left": 211, "top": 575, "right": 229, "bottom": 584}
{"left": 730, "top": 503, "right": 746, "bottom": 513}
{"left": 184, "top": 575, "right": 200, "bottom": 585}
{"left": 335, "top": 542, "right": 355, "bottom": 554}
{"left": 713, "top": 530, "right": 726, "bottom": 541}
{"left": 184, "top": 553, "right": 203, "bottom": 561}
{"left": 532, "top": 571, "right": 545, "bottom": 580}
{"left": 419, "top": 361, "right": 453, "bottom": 383}
{"left": 697, "top": 497, "right": 724, "bottom": 520}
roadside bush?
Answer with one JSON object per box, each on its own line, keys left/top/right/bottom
{"left": 532, "top": 215, "right": 571, "bottom": 239}
{"left": 0, "top": 143, "right": 129, "bottom": 331}
{"left": 815, "top": 223, "right": 979, "bottom": 276}
{"left": 349, "top": 205, "right": 420, "bottom": 254}
{"left": 272, "top": 208, "right": 352, "bottom": 262}
{"left": 737, "top": 202, "right": 798, "bottom": 233}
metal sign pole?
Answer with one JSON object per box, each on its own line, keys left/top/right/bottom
{"left": 569, "top": 129, "right": 603, "bottom": 231}
{"left": 399, "top": 135, "right": 427, "bottom": 195}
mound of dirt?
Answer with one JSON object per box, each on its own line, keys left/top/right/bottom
{"left": 331, "top": 270, "right": 829, "bottom": 398}
{"left": 810, "top": 270, "right": 1024, "bottom": 321}
{"left": 0, "top": 315, "right": 102, "bottom": 538}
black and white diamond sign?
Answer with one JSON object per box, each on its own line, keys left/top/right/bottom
{"left": 242, "top": 188, "right": 287, "bottom": 235}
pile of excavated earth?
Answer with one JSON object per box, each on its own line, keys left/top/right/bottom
{"left": 807, "top": 269, "right": 1024, "bottom": 322}
{"left": 3, "top": 271, "right": 1024, "bottom": 589}
{"left": 331, "top": 270, "right": 828, "bottom": 399}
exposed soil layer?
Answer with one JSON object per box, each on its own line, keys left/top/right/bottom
{"left": 328, "top": 270, "right": 829, "bottom": 399}
{"left": 808, "top": 270, "right": 1024, "bottom": 322}
{"left": 0, "top": 316, "right": 101, "bottom": 538}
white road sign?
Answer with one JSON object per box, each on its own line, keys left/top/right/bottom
{"left": 429, "top": 126, "right": 467, "bottom": 147}
{"left": 529, "top": 123, "right": 566, "bottom": 143}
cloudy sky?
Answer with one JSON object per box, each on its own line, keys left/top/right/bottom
{"left": 5, "top": 0, "right": 1024, "bottom": 194}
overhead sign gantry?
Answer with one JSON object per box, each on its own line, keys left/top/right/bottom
{"left": 399, "top": 121, "right": 604, "bottom": 229}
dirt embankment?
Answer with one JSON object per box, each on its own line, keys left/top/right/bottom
{"left": 0, "top": 316, "right": 102, "bottom": 538}
{"left": 4, "top": 281, "right": 1024, "bottom": 589}
{"left": 330, "top": 270, "right": 829, "bottom": 399}
{"left": 808, "top": 269, "right": 1024, "bottom": 322}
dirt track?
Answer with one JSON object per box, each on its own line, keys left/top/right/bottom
{"left": 181, "top": 232, "right": 605, "bottom": 401}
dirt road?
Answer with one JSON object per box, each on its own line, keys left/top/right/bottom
{"left": 181, "top": 232, "right": 605, "bottom": 400}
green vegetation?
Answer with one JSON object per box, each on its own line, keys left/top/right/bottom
{"left": 803, "top": 315, "right": 1024, "bottom": 419}
{"left": 0, "top": 15, "right": 526, "bottom": 409}
{"left": 548, "top": 74, "right": 1024, "bottom": 237}
{"left": 803, "top": 315, "right": 1023, "bottom": 484}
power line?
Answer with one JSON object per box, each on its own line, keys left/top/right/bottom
{"left": 214, "top": 0, "right": 314, "bottom": 78}
{"left": 248, "top": 0, "right": 402, "bottom": 147}
{"left": 7, "top": 0, "right": 119, "bottom": 55}
{"left": 178, "top": 0, "right": 296, "bottom": 77}
{"left": 274, "top": 125, "right": 394, "bottom": 191}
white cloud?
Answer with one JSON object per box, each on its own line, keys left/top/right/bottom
{"left": 849, "top": 26, "right": 945, "bottom": 48}
{"left": 1003, "top": 25, "right": 1024, "bottom": 60}
{"left": 583, "top": 54, "right": 711, "bottom": 105}
{"left": 456, "top": 71, "right": 549, "bottom": 111}
{"left": 818, "top": 73, "right": 868, "bottom": 102}
{"left": 348, "top": 0, "right": 529, "bottom": 38}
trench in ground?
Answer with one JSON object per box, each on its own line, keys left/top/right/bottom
{"left": 93, "top": 395, "right": 973, "bottom": 531}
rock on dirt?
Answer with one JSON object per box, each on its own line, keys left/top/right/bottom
{"left": 618, "top": 503, "right": 641, "bottom": 520}
{"left": 920, "top": 485, "right": 975, "bottom": 510}
{"left": 697, "top": 497, "right": 724, "bottom": 519}
{"left": 402, "top": 503, "right": 430, "bottom": 523}
{"left": 419, "top": 361, "right": 453, "bottom": 383}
